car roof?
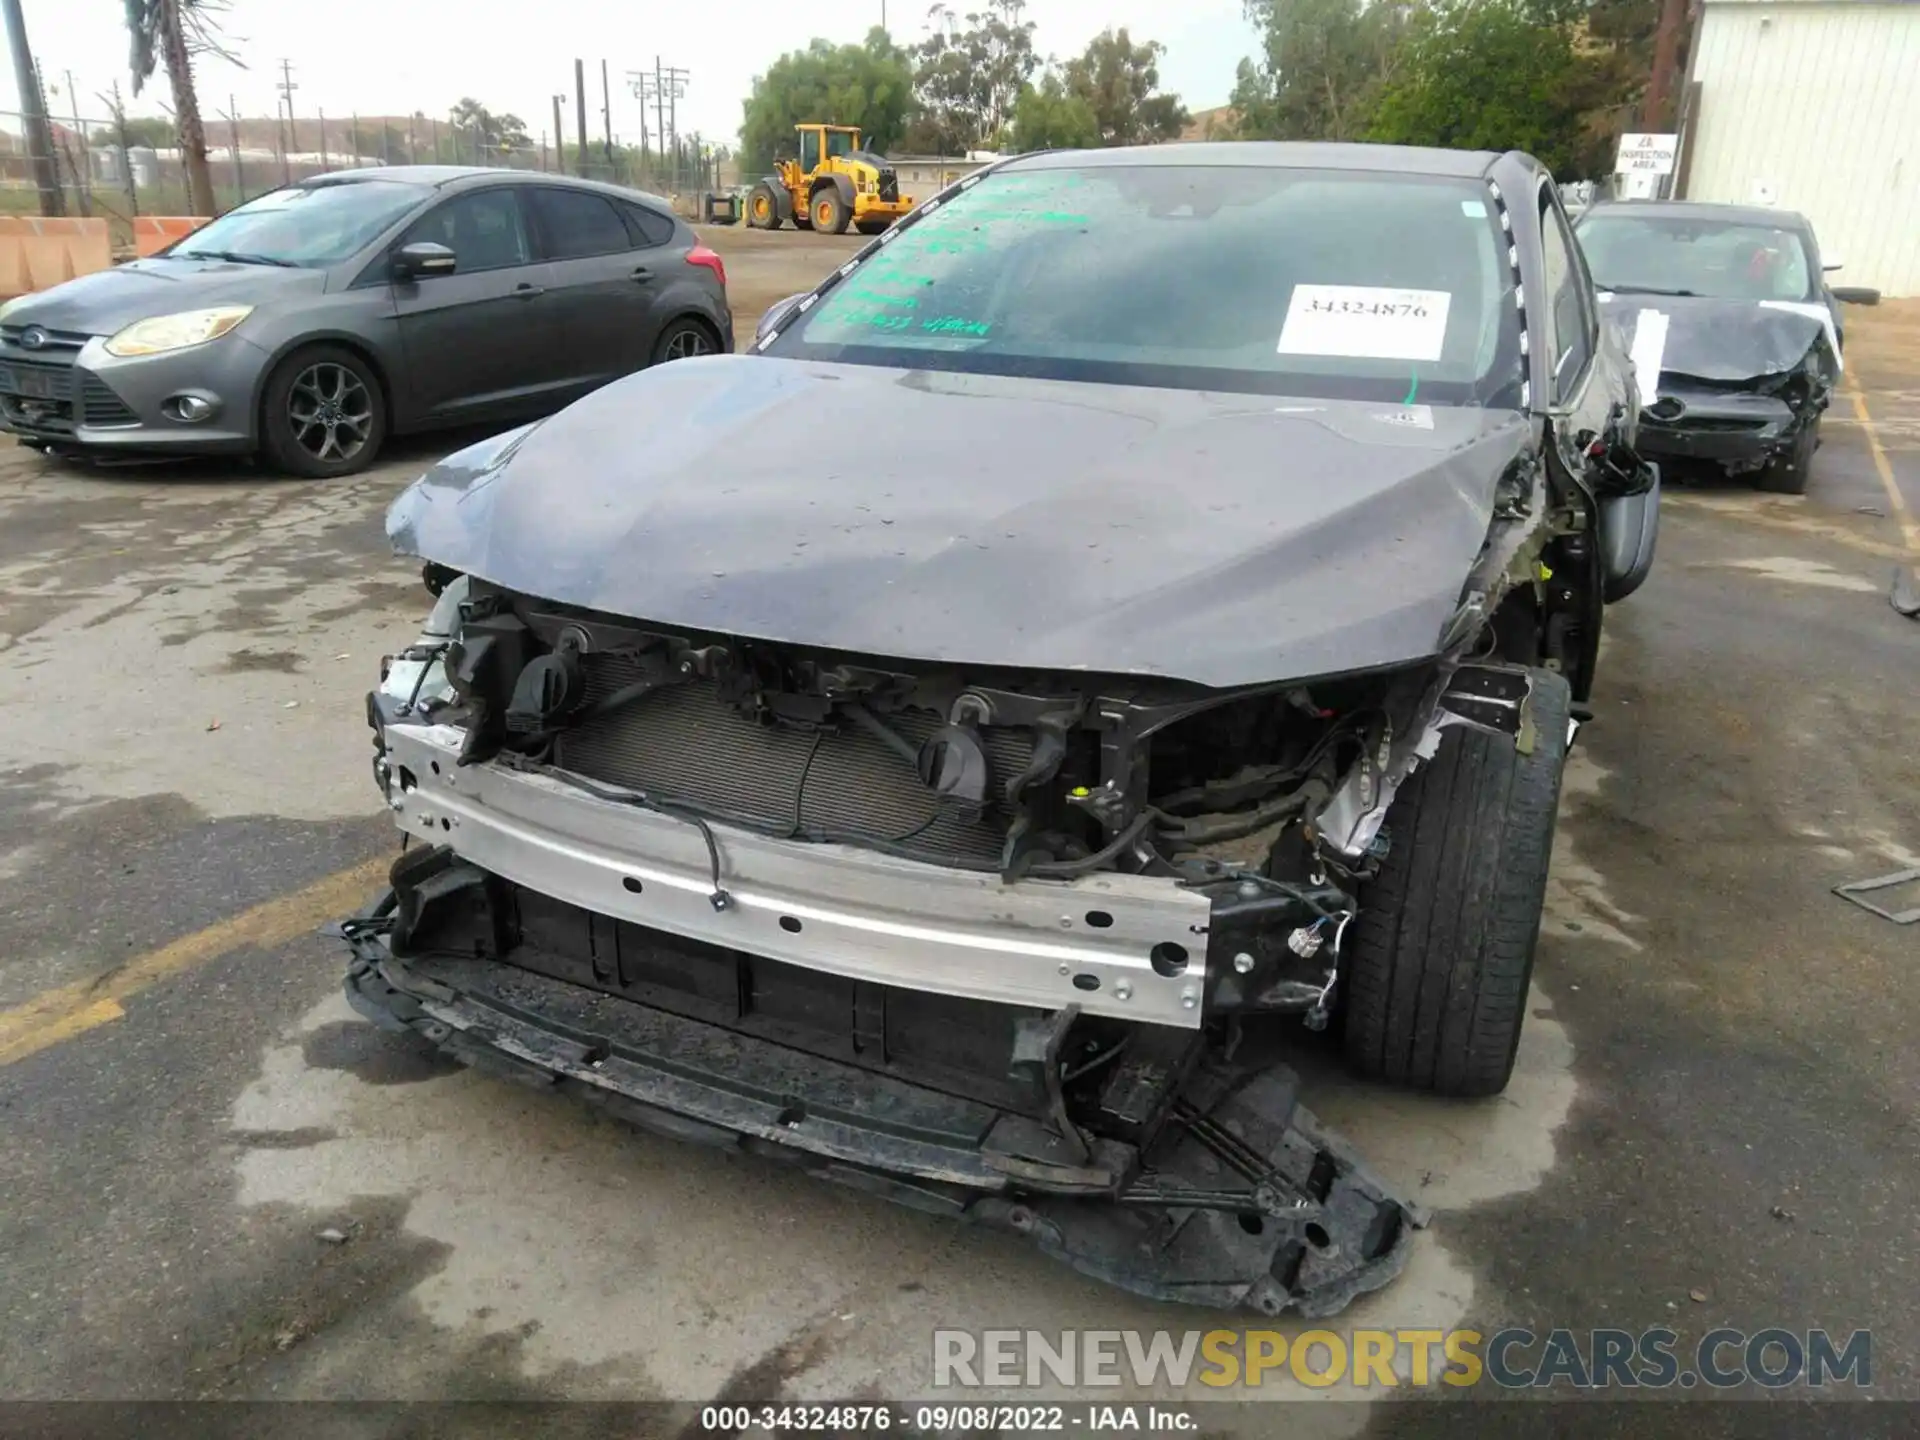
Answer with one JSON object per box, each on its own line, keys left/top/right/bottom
{"left": 299, "top": 165, "right": 676, "bottom": 210}
{"left": 1004, "top": 141, "right": 1517, "bottom": 180}
{"left": 1579, "top": 198, "right": 1812, "bottom": 231}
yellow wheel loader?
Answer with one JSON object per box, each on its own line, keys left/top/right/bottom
{"left": 745, "top": 124, "right": 915, "bottom": 237}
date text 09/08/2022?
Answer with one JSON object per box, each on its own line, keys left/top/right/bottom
{"left": 698, "top": 1406, "right": 1196, "bottom": 1432}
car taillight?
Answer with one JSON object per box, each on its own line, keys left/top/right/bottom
{"left": 685, "top": 245, "right": 726, "bottom": 288}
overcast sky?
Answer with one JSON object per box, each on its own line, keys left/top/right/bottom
{"left": 4, "top": 0, "right": 1254, "bottom": 147}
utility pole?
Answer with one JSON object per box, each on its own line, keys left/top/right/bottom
{"left": 103, "top": 81, "right": 138, "bottom": 215}
{"left": 628, "top": 70, "right": 656, "bottom": 181}
{"left": 222, "top": 96, "right": 242, "bottom": 206}
{"left": 552, "top": 94, "right": 566, "bottom": 175}
{"left": 666, "top": 66, "right": 690, "bottom": 191}
{"left": 61, "top": 70, "right": 90, "bottom": 216}
{"left": 600, "top": 59, "right": 615, "bottom": 168}
{"left": 574, "top": 60, "right": 590, "bottom": 176}
{"left": 2, "top": 0, "right": 65, "bottom": 215}
{"left": 1644, "top": 0, "right": 1689, "bottom": 132}
{"left": 649, "top": 60, "right": 688, "bottom": 192}
{"left": 318, "top": 107, "right": 329, "bottom": 169}
{"left": 276, "top": 58, "right": 298, "bottom": 182}
{"left": 653, "top": 58, "right": 666, "bottom": 188}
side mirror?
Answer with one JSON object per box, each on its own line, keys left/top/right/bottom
{"left": 1831, "top": 285, "right": 1880, "bottom": 306}
{"left": 755, "top": 292, "right": 807, "bottom": 342}
{"left": 392, "top": 241, "right": 458, "bottom": 281}
{"left": 1821, "top": 256, "right": 1844, "bottom": 273}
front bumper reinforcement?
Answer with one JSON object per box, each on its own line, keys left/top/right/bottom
{"left": 341, "top": 908, "right": 1423, "bottom": 1316}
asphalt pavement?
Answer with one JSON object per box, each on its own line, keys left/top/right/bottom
{"left": 1, "top": 254, "right": 1916, "bottom": 1430}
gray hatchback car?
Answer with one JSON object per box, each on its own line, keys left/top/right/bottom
{"left": 0, "top": 166, "right": 734, "bottom": 476}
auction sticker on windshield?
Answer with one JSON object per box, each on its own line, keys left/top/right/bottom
{"left": 1279, "top": 285, "right": 1452, "bottom": 362}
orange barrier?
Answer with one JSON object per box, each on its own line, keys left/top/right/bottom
{"left": 133, "top": 215, "right": 210, "bottom": 258}
{"left": 0, "top": 216, "right": 114, "bottom": 298}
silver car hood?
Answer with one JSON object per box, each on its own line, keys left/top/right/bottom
{"left": 388, "top": 356, "right": 1533, "bottom": 687}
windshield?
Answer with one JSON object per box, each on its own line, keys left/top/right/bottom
{"left": 765, "top": 163, "right": 1522, "bottom": 406}
{"left": 1576, "top": 212, "right": 1816, "bottom": 302}
{"left": 827, "top": 130, "right": 856, "bottom": 157}
{"left": 169, "top": 180, "right": 429, "bottom": 267}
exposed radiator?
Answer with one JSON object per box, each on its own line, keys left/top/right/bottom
{"left": 553, "top": 655, "right": 1033, "bottom": 864}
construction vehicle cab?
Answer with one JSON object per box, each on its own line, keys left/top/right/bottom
{"left": 746, "top": 124, "right": 915, "bottom": 236}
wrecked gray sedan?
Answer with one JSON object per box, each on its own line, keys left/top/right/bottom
{"left": 340, "top": 143, "right": 1657, "bottom": 1314}
{"left": 1575, "top": 200, "right": 1858, "bottom": 494}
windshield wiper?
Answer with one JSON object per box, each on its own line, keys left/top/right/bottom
{"left": 172, "top": 249, "right": 300, "bottom": 268}
{"left": 1602, "top": 284, "right": 1697, "bottom": 297}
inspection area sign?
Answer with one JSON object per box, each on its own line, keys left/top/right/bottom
{"left": 1616, "top": 133, "right": 1679, "bottom": 174}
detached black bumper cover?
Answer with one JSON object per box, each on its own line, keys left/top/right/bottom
{"left": 340, "top": 906, "right": 1422, "bottom": 1317}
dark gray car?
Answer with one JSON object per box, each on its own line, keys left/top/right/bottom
{"left": 1574, "top": 200, "right": 1871, "bottom": 494}
{"left": 0, "top": 167, "right": 733, "bottom": 477}
{"left": 340, "top": 144, "right": 1661, "bottom": 1314}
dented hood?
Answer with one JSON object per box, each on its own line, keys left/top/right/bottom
{"left": 388, "top": 356, "right": 1532, "bottom": 687}
{"left": 1599, "top": 291, "right": 1838, "bottom": 385}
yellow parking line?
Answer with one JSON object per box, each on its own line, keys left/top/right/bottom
{"left": 1847, "top": 379, "right": 1920, "bottom": 555}
{"left": 0, "top": 855, "right": 388, "bottom": 1067}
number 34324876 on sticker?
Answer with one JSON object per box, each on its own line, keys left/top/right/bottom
{"left": 1278, "top": 284, "right": 1453, "bottom": 363}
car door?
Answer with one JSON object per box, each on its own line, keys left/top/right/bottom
{"left": 391, "top": 187, "right": 564, "bottom": 424}
{"left": 525, "top": 186, "right": 660, "bottom": 398}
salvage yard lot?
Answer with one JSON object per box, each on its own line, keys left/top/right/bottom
{"left": 1, "top": 225, "right": 1917, "bottom": 1426}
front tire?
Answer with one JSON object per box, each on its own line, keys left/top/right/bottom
{"left": 747, "top": 182, "right": 781, "bottom": 230}
{"left": 1342, "top": 669, "right": 1572, "bottom": 1097}
{"left": 855, "top": 219, "right": 892, "bottom": 236}
{"left": 1755, "top": 415, "right": 1819, "bottom": 494}
{"left": 260, "top": 344, "right": 387, "bottom": 479}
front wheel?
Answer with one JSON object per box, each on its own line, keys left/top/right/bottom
{"left": 1755, "top": 415, "right": 1819, "bottom": 494}
{"left": 746, "top": 182, "right": 781, "bottom": 230}
{"left": 260, "top": 344, "right": 387, "bottom": 479}
{"left": 855, "top": 219, "right": 892, "bottom": 236}
{"left": 1341, "top": 669, "right": 1571, "bottom": 1098}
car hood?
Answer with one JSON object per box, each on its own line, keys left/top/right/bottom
{"left": 1598, "top": 291, "right": 1838, "bottom": 388}
{"left": 1, "top": 257, "right": 322, "bottom": 335}
{"left": 388, "top": 356, "right": 1534, "bottom": 688}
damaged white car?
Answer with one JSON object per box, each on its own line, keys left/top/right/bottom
{"left": 338, "top": 143, "right": 1658, "bottom": 1314}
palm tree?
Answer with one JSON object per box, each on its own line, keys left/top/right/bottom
{"left": 123, "top": 0, "right": 222, "bottom": 215}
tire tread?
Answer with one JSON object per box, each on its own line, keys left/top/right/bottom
{"left": 1342, "top": 669, "right": 1570, "bottom": 1097}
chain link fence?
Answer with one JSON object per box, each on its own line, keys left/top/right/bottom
{"left": 0, "top": 110, "right": 731, "bottom": 249}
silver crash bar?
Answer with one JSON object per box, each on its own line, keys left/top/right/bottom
{"left": 381, "top": 722, "right": 1211, "bottom": 1028}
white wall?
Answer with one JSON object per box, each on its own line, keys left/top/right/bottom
{"left": 1685, "top": 0, "right": 1920, "bottom": 295}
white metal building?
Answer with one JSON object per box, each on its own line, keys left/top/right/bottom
{"left": 1681, "top": 0, "right": 1920, "bottom": 296}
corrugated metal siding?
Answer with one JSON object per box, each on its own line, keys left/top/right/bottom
{"left": 1686, "top": 1, "right": 1920, "bottom": 296}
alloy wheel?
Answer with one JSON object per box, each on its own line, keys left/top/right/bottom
{"left": 286, "top": 361, "right": 374, "bottom": 465}
{"left": 662, "top": 327, "right": 714, "bottom": 361}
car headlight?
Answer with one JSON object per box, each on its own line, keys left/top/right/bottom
{"left": 104, "top": 305, "right": 253, "bottom": 358}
